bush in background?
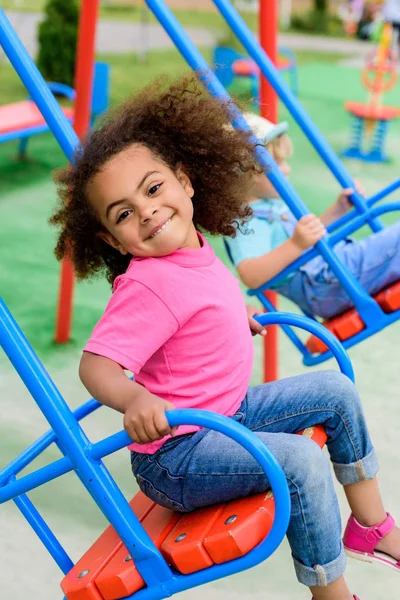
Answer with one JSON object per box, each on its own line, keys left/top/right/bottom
{"left": 37, "top": 0, "right": 79, "bottom": 87}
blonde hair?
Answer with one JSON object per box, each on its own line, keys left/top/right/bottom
{"left": 266, "top": 133, "right": 293, "bottom": 163}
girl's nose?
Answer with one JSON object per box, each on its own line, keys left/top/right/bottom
{"left": 140, "top": 206, "right": 158, "bottom": 225}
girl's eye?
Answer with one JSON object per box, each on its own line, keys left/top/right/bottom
{"left": 148, "top": 183, "right": 161, "bottom": 196}
{"left": 116, "top": 209, "right": 132, "bottom": 224}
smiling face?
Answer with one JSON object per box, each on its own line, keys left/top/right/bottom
{"left": 87, "top": 144, "right": 200, "bottom": 257}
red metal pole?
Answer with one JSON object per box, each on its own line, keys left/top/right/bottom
{"left": 259, "top": 0, "right": 279, "bottom": 382}
{"left": 55, "top": 0, "right": 100, "bottom": 343}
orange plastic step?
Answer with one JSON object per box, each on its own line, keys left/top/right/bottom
{"left": 160, "top": 504, "right": 225, "bottom": 574}
{"left": 204, "top": 492, "right": 275, "bottom": 563}
{"left": 61, "top": 493, "right": 154, "bottom": 600}
{"left": 306, "top": 281, "right": 400, "bottom": 355}
{"left": 95, "top": 505, "right": 181, "bottom": 600}
{"left": 202, "top": 426, "right": 327, "bottom": 565}
{"left": 375, "top": 280, "right": 400, "bottom": 313}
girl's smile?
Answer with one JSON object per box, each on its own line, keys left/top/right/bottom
{"left": 147, "top": 215, "right": 174, "bottom": 239}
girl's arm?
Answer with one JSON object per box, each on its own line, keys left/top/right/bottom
{"left": 79, "top": 351, "right": 176, "bottom": 444}
{"left": 237, "top": 214, "right": 326, "bottom": 289}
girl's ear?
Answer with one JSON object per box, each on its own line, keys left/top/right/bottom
{"left": 97, "top": 231, "right": 129, "bottom": 255}
{"left": 176, "top": 165, "right": 194, "bottom": 198}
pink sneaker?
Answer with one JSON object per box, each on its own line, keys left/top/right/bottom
{"left": 343, "top": 512, "right": 400, "bottom": 572}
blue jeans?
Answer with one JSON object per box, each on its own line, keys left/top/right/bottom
{"left": 276, "top": 221, "right": 400, "bottom": 318}
{"left": 131, "top": 371, "right": 378, "bottom": 587}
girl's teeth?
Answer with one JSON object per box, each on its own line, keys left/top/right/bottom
{"left": 151, "top": 218, "right": 171, "bottom": 238}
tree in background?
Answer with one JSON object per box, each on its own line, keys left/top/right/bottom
{"left": 37, "top": 0, "right": 79, "bottom": 87}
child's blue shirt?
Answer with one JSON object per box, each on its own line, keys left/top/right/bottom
{"left": 225, "top": 199, "right": 296, "bottom": 268}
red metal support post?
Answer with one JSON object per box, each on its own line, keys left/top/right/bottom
{"left": 259, "top": 0, "right": 279, "bottom": 382}
{"left": 55, "top": 0, "right": 100, "bottom": 343}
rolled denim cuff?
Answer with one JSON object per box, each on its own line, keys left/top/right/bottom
{"left": 293, "top": 543, "right": 347, "bottom": 587}
{"left": 332, "top": 448, "right": 379, "bottom": 485}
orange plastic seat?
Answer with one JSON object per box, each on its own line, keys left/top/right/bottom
{"left": 344, "top": 101, "right": 400, "bottom": 121}
{"left": 61, "top": 426, "right": 326, "bottom": 600}
{"left": 306, "top": 281, "right": 400, "bottom": 355}
{"left": 61, "top": 493, "right": 153, "bottom": 600}
{"left": 0, "top": 100, "right": 73, "bottom": 135}
{"left": 96, "top": 505, "right": 181, "bottom": 600}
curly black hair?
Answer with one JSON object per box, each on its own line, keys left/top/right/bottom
{"left": 50, "top": 74, "right": 261, "bottom": 285}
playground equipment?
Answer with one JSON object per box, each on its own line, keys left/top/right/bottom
{"left": 213, "top": 46, "right": 298, "bottom": 98}
{"left": 0, "top": 294, "right": 353, "bottom": 599}
{"left": 343, "top": 22, "right": 400, "bottom": 162}
{"left": 0, "top": 62, "right": 109, "bottom": 158}
{"left": 143, "top": 0, "right": 400, "bottom": 368}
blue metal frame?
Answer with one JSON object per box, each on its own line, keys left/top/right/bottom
{"left": 0, "top": 297, "right": 291, "bottom": 598}
{"left": 143, "top": 0, "right": 400, "bottom": 366}
{"left": 0, "top": 296, "right": 353, "bottom": 598}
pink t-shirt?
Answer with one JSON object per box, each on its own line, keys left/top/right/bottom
{"left": 84, "top": 233, "right": 254, "bottom": 453}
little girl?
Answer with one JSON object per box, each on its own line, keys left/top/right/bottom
{"left": 51, "top": 75, "right": 400, "bottom": 600}
{"left": 225, "top": 112, "right": 400, "bottom": 319}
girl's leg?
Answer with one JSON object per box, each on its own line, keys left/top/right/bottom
{"left": 180, "top": 429, "right": 351, "bottom": 593}
{"left": 344, "top": 479, "right": 400, "bottom": 560}
{"left": 244, "top": 370, "right": 400, "bottom": 565}
{"left": 134, "top": 370, "right": 379, "bottom": 594}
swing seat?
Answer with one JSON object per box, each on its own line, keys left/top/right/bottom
{"left": 61, "top": 425, "right": 327, "bottom": 600}
{"left": 0, "top": 101, "right": 74, "bottom": 136}
{"left": 306, "top": 280, "right": 400, "bottom": 355}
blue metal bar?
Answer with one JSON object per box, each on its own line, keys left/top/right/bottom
{"left": 326, "top": 184, "right": 400, "bottom": 236}
{"left": 0, "top": 456, "right": 73, "bottom": 504}
{"left": 0, "top": 298, "right": 174, "bottom": 587}
{"left": 0, "top": 9, "right": 78, "bottom": 162}
{"left": 13, "top": 490, "right": 74, "bottom": 574}
{"left": 255, "top": 293, "right": 310, "bottom": 355}
{"left": 0, "top": 398, "right": 100, "bottom": 486}
{"left": 0, "top": 121, "right": 73, "bottom": 145}
{"left": 326, "top": 209, "right": 358, "bottom": 234}
{"left": 330, "top": 202, "right": 400, "bottom": 246}
{"left": 368, "top": 178, "right": 400, "bottom": 206}
{"left": 254, "top": 313, "right": 354, "bottom": 381}
{"left": 145, "top": 0, "right": 382, "bottom": 327}
{"left": 211, "top": 0, "right": 383, "bottom": 234}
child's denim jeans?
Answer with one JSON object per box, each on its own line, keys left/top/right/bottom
{"left": 131, "top": 371, "right": 378, "bottom": 587}
{"left": 277, "top": 220, "right": 400, "bottom": 318}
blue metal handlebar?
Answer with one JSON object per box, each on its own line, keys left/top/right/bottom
{"left": 254, "top": 312, "right": 355, "bottom": 381}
